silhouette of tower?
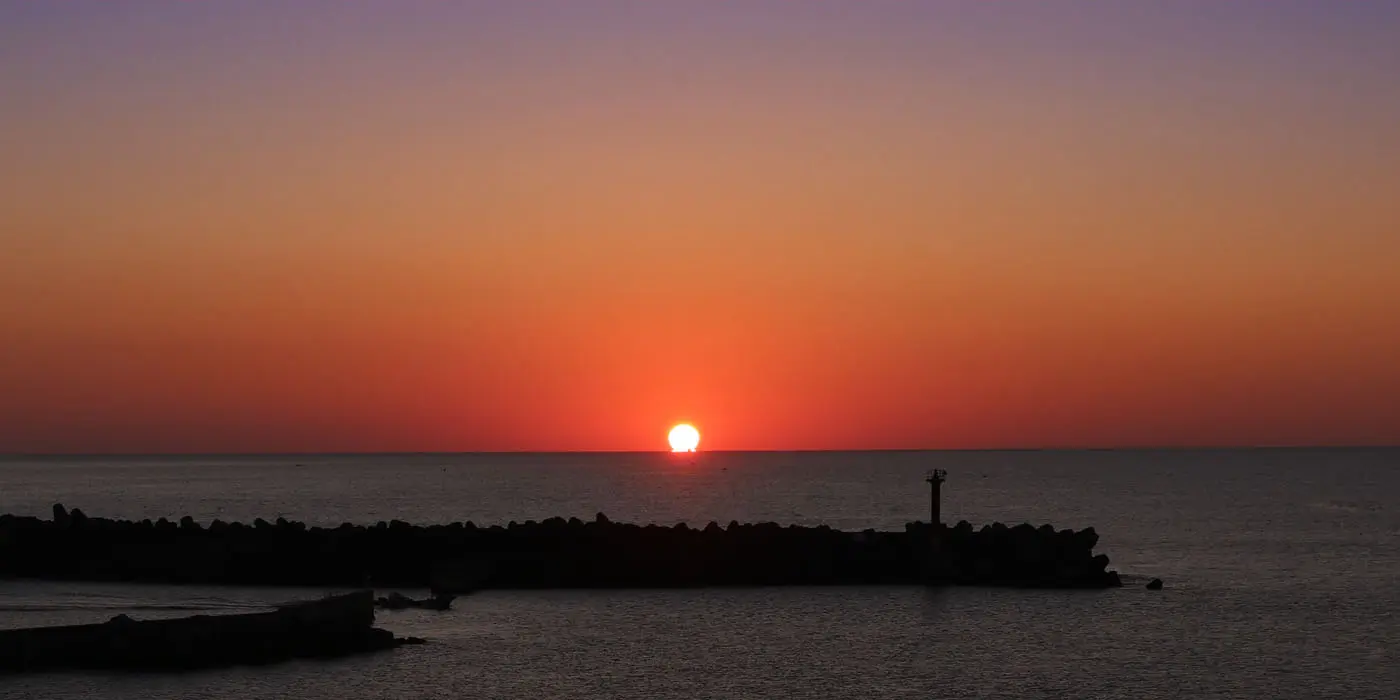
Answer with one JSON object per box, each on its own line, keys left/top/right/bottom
{"left": 925, "top": 469, "right": 946, "bottom": 525}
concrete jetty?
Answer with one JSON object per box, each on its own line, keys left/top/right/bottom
{"left": 0, "top": 590, "right": 416, "bottom": 673}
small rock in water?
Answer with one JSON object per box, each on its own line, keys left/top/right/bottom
{"left": 1146, "top": 578, "right": 1164, "bottom": 590}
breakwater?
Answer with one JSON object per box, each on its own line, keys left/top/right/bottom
{"left": 0, "top": 591, "right": 414, "bottom": 673}
{"left": 0, "top": 505, "right": 1122, "bottom": 589}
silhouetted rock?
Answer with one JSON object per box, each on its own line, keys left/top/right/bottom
{"left": 0, "top": 505, "right": 1123, "bottom": 590}
{"left": 1146, "top": 578, "right": 1164, "bottom": 590}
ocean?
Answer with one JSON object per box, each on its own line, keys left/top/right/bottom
{"left": 1, "top": 449, "right": 1396, "bottom": 699}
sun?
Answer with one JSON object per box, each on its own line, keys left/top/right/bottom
{"left": 668, "top": 424, "right": 700, "bottom": 452}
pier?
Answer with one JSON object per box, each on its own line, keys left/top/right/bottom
{"left": 0, "top": 591, "right": 415, "bottom": 673}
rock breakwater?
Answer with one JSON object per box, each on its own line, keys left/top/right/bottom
{"left": 0, "top": 505, "right": 1121, "bottom": 590}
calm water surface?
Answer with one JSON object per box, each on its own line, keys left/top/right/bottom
{"left": 1, "top": 449, "right": 1397, "bottom": 699}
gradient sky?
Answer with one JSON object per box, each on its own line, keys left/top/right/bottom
{"left": 2, "top": 2, "right": 1398, "bottom": 453}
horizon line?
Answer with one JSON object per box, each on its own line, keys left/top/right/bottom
{"left": 3, "top": 444, "right": 1398, "bottom": 459}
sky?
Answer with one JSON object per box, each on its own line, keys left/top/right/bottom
{"left": 2, "top": 1, "right": 1398, "bottom": 453}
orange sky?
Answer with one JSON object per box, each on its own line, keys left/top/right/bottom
{"left": 2, "top": 3, "right": 1398, "bottom": 452}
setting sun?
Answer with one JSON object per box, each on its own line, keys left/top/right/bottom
{"left": 668, "top": 424, "right": 700, "bottom": 452}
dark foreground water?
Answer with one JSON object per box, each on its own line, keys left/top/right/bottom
{"left": 1, "top": 449, "right": 1397, "bottom": 699}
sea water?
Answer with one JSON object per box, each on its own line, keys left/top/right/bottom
{"left": 1, "top": 449, "right": 1396, "bottom": 699}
